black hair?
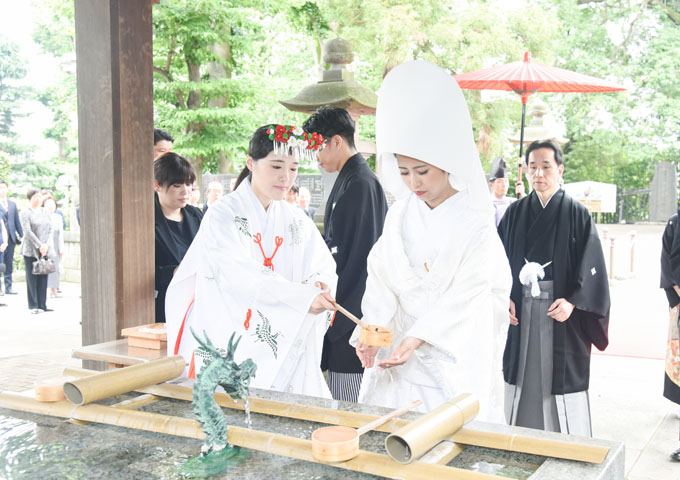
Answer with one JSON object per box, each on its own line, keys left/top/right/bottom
{"left": 0, "top": 179, "right": 6, "bottom": 186}
{"left": 302, "top": 105, "right": 356, "bottom": 149}
{"left": 154, "top": 128, "right": 174, "bottom": 145}
{"left": 289, "top": 184, "right": 299, "bottom": 194}
{"left": 525, "top": 139, "right": 563, "bottom": 166}
{"left": 26, "top": 187, "right": 40, "bottom": 201}
{"left": 154, "top": 152, "right": 196, "bottom": 188}
{"left": 235, "top": 125, "right": 276, "bottom": 189}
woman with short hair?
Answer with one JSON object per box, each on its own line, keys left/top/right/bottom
{"left": 154, "top": 152, "right": 204, "bottom": 323}
{"left": 20, "top": 188, "right": 54, "bottom": 313}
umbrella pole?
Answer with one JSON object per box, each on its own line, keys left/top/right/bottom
{"left": 516, "top": 96, "right": 528, "bottom": 198}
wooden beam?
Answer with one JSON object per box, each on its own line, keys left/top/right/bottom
{"left": 74, "top": 0, "right": 155, "bottom": 366}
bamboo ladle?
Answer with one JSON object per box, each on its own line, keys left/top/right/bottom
{"left": 311, "top": 400, "right": 422, "bottom": 462}
{"left": 332, "top": 301, "right": 393, "bottom": 347}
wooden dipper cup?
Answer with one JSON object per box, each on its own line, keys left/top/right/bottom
{"left": 332, "top": 301, "right": 393, "bottom": 347}
{"left": 311, "top": 400, "right": 421, "bottom": 462}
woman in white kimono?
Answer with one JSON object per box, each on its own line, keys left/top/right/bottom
{"left": 352, "top": 61, "right": 512, "bottom": 420}
{"left": 166, "top": 124, "right": 338, "bottom": 398}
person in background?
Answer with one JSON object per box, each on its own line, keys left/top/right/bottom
{"left": 0, "top": 217, "right": 7, "bottom": 306}
{"left": 498, "top": 139, "right": 610, "bottom": 436}
{"left": 286, "top": 184, "right": 300, "bottom": 206}
{"left": 42, "top": 195, "right": 64, "bottom": 298}
{"left": 298, "top": 186, "right": 317, "bottom": 220}
{"left": 20, "top": 188, "right": 54, "bottom": 314}
{"left": 189, "top": 184, "right": 201, "bottom": 208}
{"left": 0, "top": 179, "right": 23, "bottom": 295}
{"left": 660, "top": 208, "right": 680, "bottom": 460}
{"left": 489, "top": 157, "right": 515, "bottom": 227}
{"left": 303, "top": 105, "right": 389, "bottom": 402}
{"left": 41, "top": 190, "right": 66, "bottom": 230}
{"left": 154, "top": 152, "right": 204, "bottom": 323}
{"left": 202, "top": 181, "right": 224, "bottom": 214}
{"left": 154, "top": 128, "right": 174, "bottom": 161}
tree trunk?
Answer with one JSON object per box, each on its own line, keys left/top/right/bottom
{"left": 208, "top": 39, "right": 233, "bottom": 174}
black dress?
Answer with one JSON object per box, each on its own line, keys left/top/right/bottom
{"left": 155, "top": 193, "right": 203, "bottom": 323}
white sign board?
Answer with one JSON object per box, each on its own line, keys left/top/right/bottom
{"left": 562, "top": 181, "right": 617, "bottom": 213}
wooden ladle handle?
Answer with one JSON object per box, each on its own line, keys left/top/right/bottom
{"left": 356, "top": 400, "right": 422, "bottom": 436}
{"left": 332, "top": 301, "right": 368, "bottom": 329}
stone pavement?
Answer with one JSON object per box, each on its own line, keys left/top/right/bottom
{"left": 0, "top": 224, "right": 679, "bottom": 479}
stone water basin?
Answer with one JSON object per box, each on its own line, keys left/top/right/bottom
{"left": 0, "top": 387, "right": 623, "bottom": 479}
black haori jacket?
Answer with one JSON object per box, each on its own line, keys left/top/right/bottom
{"left": 322, "top": 153, "right": 388, "bottom": 371}
{"left": 498, "top": 189, "right": 610, "bottom": 394}
{"left": 661, "top": 210, "right": 680, "bottom": 308}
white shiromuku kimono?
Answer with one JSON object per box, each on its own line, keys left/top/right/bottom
{"left": 165, "top": 179, "right": 337, "bottom": 398}
{"left": 353, "top": 59, "right": 513, "bottom": 420}
{"left": 351, "top": 191, "right": 511, "bottom": 420}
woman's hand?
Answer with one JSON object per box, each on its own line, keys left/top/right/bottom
{"left": 314, "top": 281, "right": 329, "bottom": 292}
{"left": 547, "top": 298, "right": 575, "bottom": 322}
{"left": 0, "top": 243, "right": 7, "bottom": 253}
{"left": 356, "top": 342, "right": 380, "bottom": 368}
{"left": 39, "top": 244, "right": 48, "bottom": 257}
{"left": 309, "top": 291, "right": 335, "bottom": 315}
{"left": 377, "top": 336, "right": 424, "bottom": 369}
{"left": 509, "top": 299, "right": 519, "bottom": 325}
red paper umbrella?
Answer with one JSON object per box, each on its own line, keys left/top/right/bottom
{"left": 454, "top": 52, "right": 625, "bottom": 180}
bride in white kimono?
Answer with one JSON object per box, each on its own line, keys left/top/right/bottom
{"left": 352, "top": 61, "right": 512, "bottom": 420}
{"left": 166, "top": 124, "right": 337, "bottom": 398}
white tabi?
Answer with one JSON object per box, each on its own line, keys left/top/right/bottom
{"left": 350, "top": 60, "right": 512, "bottom": 420}
{"left": 165, "top": 179, "right": 337, "bottom": 398}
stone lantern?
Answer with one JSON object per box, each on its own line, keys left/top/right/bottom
{"left": 508, "top": 98, "right": 568, "bottom": 148}
{"left": 279, "top": 37, "right": 377, "bottom": 157}
{"left": 279, "top": 38, "right": 379, "bottom": 220}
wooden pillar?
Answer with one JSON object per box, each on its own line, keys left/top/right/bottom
{"left": 75, "top": 0, "right": 155, "bottom": 357}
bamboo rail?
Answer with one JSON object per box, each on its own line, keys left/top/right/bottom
{"left": 0, "top": 391, "right": 500, "bottom": 480}
{"left": 62, "top": 367, "right": 609, "bottom": 464}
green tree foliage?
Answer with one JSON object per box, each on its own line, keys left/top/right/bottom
{"left": 153, "top": 0, "right": 316, "bottom": 178}
{"left": 0, "top": 36, "right": 30, "bottom": 158}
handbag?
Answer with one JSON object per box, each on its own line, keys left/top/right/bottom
{"left": 32, "top": 256, "right": 56, "bottom": 275}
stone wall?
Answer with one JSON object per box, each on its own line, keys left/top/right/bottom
{"left": 61, "top": 231, "right": 81, "bottom": 283}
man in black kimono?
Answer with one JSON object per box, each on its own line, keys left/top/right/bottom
{"left": 303, "top": 106, "right": 388, "bottom": 402}
{"left": 660, "top": 209, "right": 680, "bottom": 460}
{"left": 497, "top": 139, "right": 609, "bottom": 436}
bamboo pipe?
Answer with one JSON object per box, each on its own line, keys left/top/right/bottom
{"left": 386, "top": 394, "right": 479, "bottom": 464}
{"left": 0, "top": 391, "right": 502, "bottom": 480}
{"left": 63, "top": 356, "right": 185, "bottom": 405}
{"left": 62, "top": 367, "right": 609, "bottom": 464}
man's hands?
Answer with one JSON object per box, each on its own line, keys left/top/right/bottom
{"left": 510, "top": 297, "right": 575, "bottom": 324}
{"left": 547, "top": 298, "right": 575, "bottom": 322}
{"left": 509, "top": 299, "right": 519, "bottom": 325}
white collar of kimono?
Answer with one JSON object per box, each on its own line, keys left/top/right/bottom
{"left": 240, "top": 176, "right": 273, "bottom": 230}
{"left": 376, "top": 60, "right": 492, "bottom": 215}
{"left": 538, "top": 186, "right": 561, "bottom": 208}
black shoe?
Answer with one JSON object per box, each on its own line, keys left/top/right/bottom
{"left": 6, "top": 290, "right": 18, "bottom": 295}
{"left": 671, "top": 448, "right": 680, "bottom": 461}
{"left": 42, "top": 308, "right": 54, "bottom": 312}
